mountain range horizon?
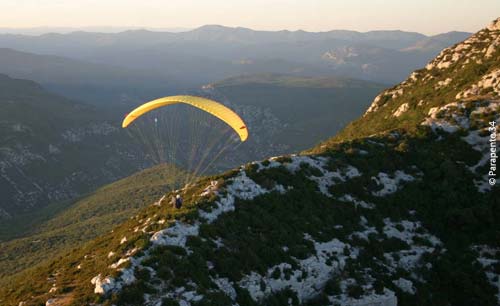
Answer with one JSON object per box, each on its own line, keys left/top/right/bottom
{"left": 0, "top": 24, "right": 472, "bottom": 37}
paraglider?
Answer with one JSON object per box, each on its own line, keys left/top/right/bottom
{"left": 122, "top": 95, "right": 248, "bottom": 187}
{"left": 122, "top": 95, "right": 248, "bottom": 141}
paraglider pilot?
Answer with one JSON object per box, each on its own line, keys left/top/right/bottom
{"left": 171, "top": 194, "right": 183, "bottom": 209}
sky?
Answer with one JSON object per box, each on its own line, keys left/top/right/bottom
{"left": 0, "top": 0, "right": 499, "bottom": 35}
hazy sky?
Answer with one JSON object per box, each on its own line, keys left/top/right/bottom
{"left": 1, "top": 0, "right": 499, "bottom": 35}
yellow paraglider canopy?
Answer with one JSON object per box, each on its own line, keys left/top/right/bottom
{"left": 122, "top": 95, "right": 248, "bottom": 141}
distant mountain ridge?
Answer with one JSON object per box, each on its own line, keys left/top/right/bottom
{"left": 403, "top": 31, "right": 472, "bottom": 50}
{"left": 0, "top": 25, "right": 471, "bottom": 85}
{"left": 0, "top": 25, "right": 467, "bottom": 51}
{"left": 0, "top": 48, "right": 176, "bottom": 107}
{"left": 0, "top": 26, "right": 191, "bottom": 35}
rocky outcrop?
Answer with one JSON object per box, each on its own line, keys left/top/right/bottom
{"left": 456, "top": 68, "right": 500, "bottom": 99}
{"left": 364, "top": 17, "right": 500, "bottom": 118}
{"left": 487, "top": 18, "right": 500, "bottom": 31}
{"left": 392, "top": 103, "right": 409, "bottom": 117}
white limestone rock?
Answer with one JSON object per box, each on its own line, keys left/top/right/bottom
{"left": 393, "top": 103, "right": 409, "bottom": 117}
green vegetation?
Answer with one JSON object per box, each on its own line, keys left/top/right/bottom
{"left": 0, "top": 164, "right": 190, "bottom": 285}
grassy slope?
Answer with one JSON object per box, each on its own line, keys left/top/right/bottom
{"left": 0, "top": 164, "right": 190, "bottom": 283}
